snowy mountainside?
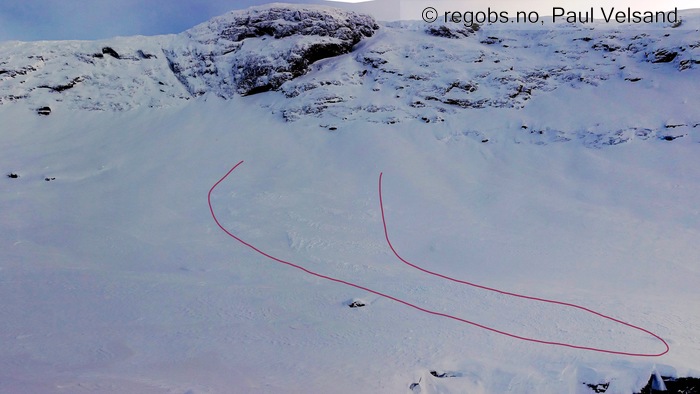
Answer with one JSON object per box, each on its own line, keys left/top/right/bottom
{"left": 2, "top": 4, "right": 700, "bottom": 394}
{"left": 276, "top": 12, "right": 700, "bottom": 146}
{"left": 0, "top": 36, "right": 192, "bottom": 111}
{"left": 0, "top": 4, "right": 378, "bottom": 109}
{"left": 1, "top": 6, "right": 699, "bottom": 143}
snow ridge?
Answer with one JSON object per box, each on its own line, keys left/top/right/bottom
{"left": 0, "top": 3, "right": 379, "bottom": 108}
{"left": 0, "top": 6, "right": 699, "bottom": 146}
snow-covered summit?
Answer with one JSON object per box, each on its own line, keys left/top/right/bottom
{"left": 0, "top": 3, "right": 379, "bottom": 108}
{"left": 0, "top": 4, "right": 699, "bottom": 146}
{"left": 170, "top": 3, "right": 379, "bottom": 96}
{"left": 185, "top": 3, "right": 378, "bottom": 43}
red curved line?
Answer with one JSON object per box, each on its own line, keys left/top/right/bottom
{"left": 378, "top": 173, "right": 669, "bottom": 357}
{"left": 208, "top": 161, "right": 669, "bottom": 356}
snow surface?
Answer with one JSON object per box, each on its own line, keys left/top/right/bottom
{"left": 1, "top": 4, "right": 700, "bottom": 394}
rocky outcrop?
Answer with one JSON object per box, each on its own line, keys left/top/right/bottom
{"left": 651, "top": 48, "right": 678, "bottom": 63}
{"left": 0, "top": 4, "right": 378, "bottom": 109}
{"left": 426, "top": 24, "right": 478, "bottom": 39}
{"left": 165, "top": 4, "right": 379, "bottom": 96}
{"left": 36, "top": 106, "right": 51, "bottom": 115}
{"left": 0, "top": 5, "right": 698, "bottom": 116}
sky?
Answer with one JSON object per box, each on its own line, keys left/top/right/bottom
{"left": 0, "top": 0, "right": 696, "bottom": 42}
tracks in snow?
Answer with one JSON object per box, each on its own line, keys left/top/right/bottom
{"left": 208, "top": 160, "right": 669, "bottom": 356}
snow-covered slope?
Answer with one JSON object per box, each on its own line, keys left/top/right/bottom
{"left": 1, "top": 4, "right": 700, "bottom": 394}
{"left": 1, "top": 6, "right": 698, "bottom": 126}
{"left": 0, "top": 3, "right": 378, "bottom": 109}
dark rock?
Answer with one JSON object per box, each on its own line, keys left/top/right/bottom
{"left": 244, "top": 83, "right": 275, "bottom": 95}
{"left": 7, "top": 173, "right": 19, "bottom": 179}
{"left": 481, "top": 36, "right": 502, "bottom": 45}
{"left": 38, "top": 77, "right": 82, "bottom": 92}
{"left": 360, "top": 54, "right": 388, "bottom": 68}
{"left": 446, "top": 81, "right": 477, "bottom": 94}
{"left": 661, "top": 135, "right": 680, "bottom": 141}
{"left": 0, "top": 65, "right": 38, "bottom": 79}
{"left": 101, "top": 46, "right": 121, "bottom": 59}
{"left": 584, "top": 382, "right": 610, "bottom": 393}
{"left": 625, "top": 77, "right": 642, "bottom": 82}
{"left": 430, "top": 370, "right": 459, "bottom": 378}
{"left": 592, "top": 43, "right": 620, "bottom": 52}
{"left": 37, "top": 106, "right": 51, "bottom": 115}
{"left": 287, "top": 41, "right": 353, "bottom": 76}
{"left": 509, "top": 85, "right": 531, "bottom": 98}
{"left": 651, "top": 49, "right": 678, "bottom": 63}
{"left": 443, "top": 98, "right": 487, "bottom": 109}
{"left": 137, "top": 50, "right": 156, "bottom": 59}
{"left": 426, "top": 25, "right": 475, "bottom": 39}
{"left": 635, "top": 375, "right": 700, "bottom": 393}
{"left": 679, "top": 59, "right": 691, "bottom": 70}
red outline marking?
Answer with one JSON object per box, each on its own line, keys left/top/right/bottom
{"left": 208, "top": 161, "right": 669, "bottom": 356}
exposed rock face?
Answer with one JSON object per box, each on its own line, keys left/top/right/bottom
{"left": 651, "top": 48, "right": 678, "bottom": 63}
{"left": 165, "top": 4, "right": 379, "bottom": 96}
{"left": 197, "top": 4, "right": 377, "bottom": 42}
{"left": 0, "top": 4, "right": 378, "bottom": 109}
{"left": 0, "top": 4, "right": 698, "bottom": 119}
{"left": 425, "top": 25, "right": 477, "bottom": 39}
{"left": 101, "top": 47, "right": 121, "bottom": 59}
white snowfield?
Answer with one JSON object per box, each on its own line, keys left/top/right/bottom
{"left": 1, "top": 4, "right": 699, "bottom": 394}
